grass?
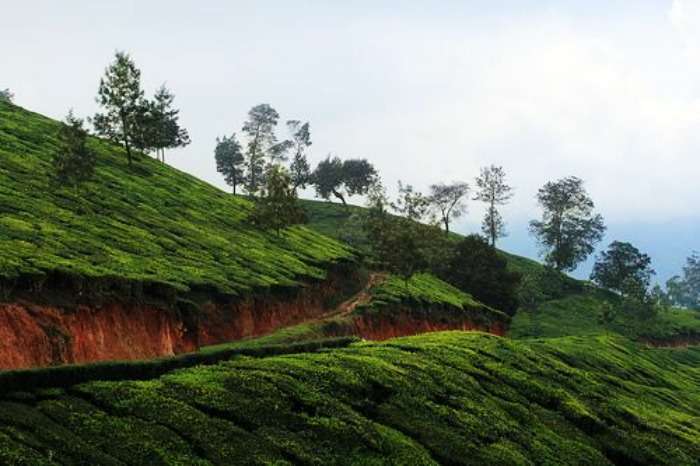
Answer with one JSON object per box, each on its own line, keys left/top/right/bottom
{"left": 1, "top": 331, "right": 699, "bottom": 465}
{"left": 354, "top": 273, "right": 507, "bottom": 327}
{"left": 511, "top": 290, "right": 700, "bottom": 341}
{"left": 0, "top": 101, "right": 353, "bottom": 297}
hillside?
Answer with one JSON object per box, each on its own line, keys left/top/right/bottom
{"left": 0, "top": 102, "right": 363, "bottom": 369}
{"left": 302, "top": 198, "right": 700, "bottom": 344}
{"left": 0, "top": 101, "right": 353, "bottom": 296}
{"left": 1, "top": 332, "right": 699, "bottom": 465}
{"left": 0, "top": 103, "right": 510, "bottom": 370}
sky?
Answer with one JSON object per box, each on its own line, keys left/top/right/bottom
{"left": 1, "top": 0, "right": 698, "bottom": 282}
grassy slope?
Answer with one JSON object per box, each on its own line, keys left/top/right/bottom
{"left": 0, "top": 102, "right": 352, "bottom": 295}
{"left": 204, "top": 272, "right": 508, "bottom": 350}
{"left": 1, "top": 332, "right": 699, "bottom": 465}
{"left": 511, "top": 294, "right": 700, "bottom": 340}
{"left": 303, "top": 198, "right": 700, "bottom": 342}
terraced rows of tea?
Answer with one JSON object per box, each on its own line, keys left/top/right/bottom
{"left": 1, "top": 332, "right": 699, "bottom": 465}
{"left": 0, "top": 101, "right": 353, "bottom": 295}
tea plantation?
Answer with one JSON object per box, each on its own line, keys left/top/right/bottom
{"left": 0, "top": 101, "right": 353, "bottom": 296}
{"left": 1, "top": 331, "right": 699, "bottom": 465}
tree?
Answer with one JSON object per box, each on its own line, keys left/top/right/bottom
{"left": 149, "top": 85, "right": 190, "bottom": 163}
{"left": 474, "top": 165, "right": 514, "bottom": 247}
{"left": 250, "top": 166, "right": 306, "bottom": 234}
{"left": 591, "top": 241, "right": 655, "bottom": 297}
{"left": 241, "top": 104, "right": 286, "bottom": 195}
{"left": 666, "top": 252, "right": 700, "bottom": 309}
{"left": 0, "top": 88, "right": 13, "bottom": 103}
{"left": 391, "top": 181, "right": 432, "bottom": 222}
{"left": 287, "top": 120, "right": 312, "bottom": 189}
{"left": 529, "top": 176, "right": 606, "bottom": 272}
{"left": 52, "top": 111, "right": 96, "bottom": 187}
{"left": 342, "top": 159, "right": 378, "bottom": 199}
{"left": 438, "top": 235, "right": 522, "bottom": 315}
{"left": 214, "top": 134, "right": 245, "bottom": 195}
{"left": 312, "top": 156, "right": 377, "bottom": 206}
{"left": 312, "top": 156, "right": 345, "bottom": 203}
{"left": 428, "top": 182, "right": 469, "bottom": 234}
{"left": 93, "top": 51, "right": 145, "bottom": 166}
{"left": 363, "top": 182, "right": 445, "bottom": 283}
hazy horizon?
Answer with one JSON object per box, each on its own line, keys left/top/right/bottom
{"left": 2, "top": 0, "right": 698, "bottom": 283}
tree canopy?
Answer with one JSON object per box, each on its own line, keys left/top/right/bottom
{"left": 93, "top": 52, "right": 144, "bottom": 166}
{"left": 666, "top": 252, "right": 700, "bottom": 309}
{"left": 287, "top": 120, "right": 312, "bottom": 189}
{"left": 214, "top": 133, "right": 245, "bottom": 195}
{"left": 591, "top": 241, "right": 655, "bottom": 297}
{"left": 250, "top": 166, "right": 306, "bottom": 234}
{"left": 52, "top": 111, "right": 96, "bottom": 187}
{"left": 429, "top": 182, "right": 469, "bottom": 234}
{"left": 474, "top": 165, "right": 513, "bottom": 247}
{"left": 0, "top": 88, "right": 13, "bottom": 103}
{"left": 135, "top": 85, "right": 190, "bottom": 163}
{"left": 241, "top": 103, "right": 287, "bottom": 195}
{"left": 529, "top": 176, "right": 606, "bottom": 272}
{"left": 438, "top": 235, "right": 522, "bottom": 315}
{"left": 312, "top": 156, "right": 377, "bottom": 206}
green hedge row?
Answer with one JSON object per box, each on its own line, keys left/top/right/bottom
{"left": 0, "top": 337, "right": 359, "bottom": 395}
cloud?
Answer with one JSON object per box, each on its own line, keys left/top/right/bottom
{"left": 670, "top": 0, "right": 700, "bottom": 49}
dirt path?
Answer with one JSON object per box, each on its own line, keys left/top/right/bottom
{"left": 316, "top": 272, "right": 387, "bottom": 321}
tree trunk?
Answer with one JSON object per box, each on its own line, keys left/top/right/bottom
{"left": 490, "top": 204, "right": 496, "bottom": 247}
{"left": 125, "top": 141, "right": 132, "bottom": 166}
{"left": 121, "top": 113, "right": 132, "bottom": 166}
{"left": 332, "top": 189, "right": 347, "bottom": 207}
{"left": 443, "top": 216, "right": 450, "bottom": 234}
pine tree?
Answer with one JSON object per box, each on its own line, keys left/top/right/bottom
{"left": 53, "top": 111, "right": 96, "bottom": 187}
{"left": 287, "top": 120, "right": 312, "bottom": 189}
{"left": 93, "top": 52, "right": 145, "bottom": 166}
{"left": 250, "top": 166, "right": 306, "bottom": 234}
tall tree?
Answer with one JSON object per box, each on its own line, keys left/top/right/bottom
{"left": 666, "top": 252, "right": 700, "bottom": 309}
{"left": 391, "top": 181, "right": 432, "bottom": 222}
{"left": 474, "top": 165, "right": 514, "bottom": 247}
{"left": 312, "top": 155, "right": 345, "bottom": 203}
{"left": 529, "top": 176, "right": 606, "bottom": 272}
{"left": 52, "top": 111, "right": 96, "bottom": 187}
{"left": 342, "top": 159, "right": 378, "bottom": 199}
{"left": 287, "top": 120, "right": 312, "bottom": 189}
{"left": 429, "top": 182, "right": 469, "bottom": 234}
{"left": 312, "top": 156, "right": 377, "bottom": 206}
{"left": 214, "top": 134, "right": 245, "bottom": 195}
{"left": 250, "top": 166, "right": 306, "bottom": 234}
{"left": 591, "top": 241, "right": 655, "bottom": 297}
{"left": 93, "top": 51, "right": 144, "bottom": 166}
{"left": 0, "top": 88, "right": 13, "bottom": 103}
{"left": 241, "top": 104, "right": 285, "bottom": 195}
{"left": 150, "top": 85, "right": 190, "bottom": 163}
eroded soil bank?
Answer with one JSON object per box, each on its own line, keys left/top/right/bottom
{"left": 0, "top": 265, "right": 362, "bottom": 370}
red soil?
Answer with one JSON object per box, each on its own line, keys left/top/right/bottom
{"left": 0, "top": 269, "right": 355, "bottom": 370}
{"left": 0, "top": 303, "right": 196, "bottom": 369}
{"left": 327, "top": 311, "right": 506, "bottom": 341}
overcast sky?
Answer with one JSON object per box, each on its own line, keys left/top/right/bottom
{"left": 2, "top": 0, "right": 699, "bottom": 281}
